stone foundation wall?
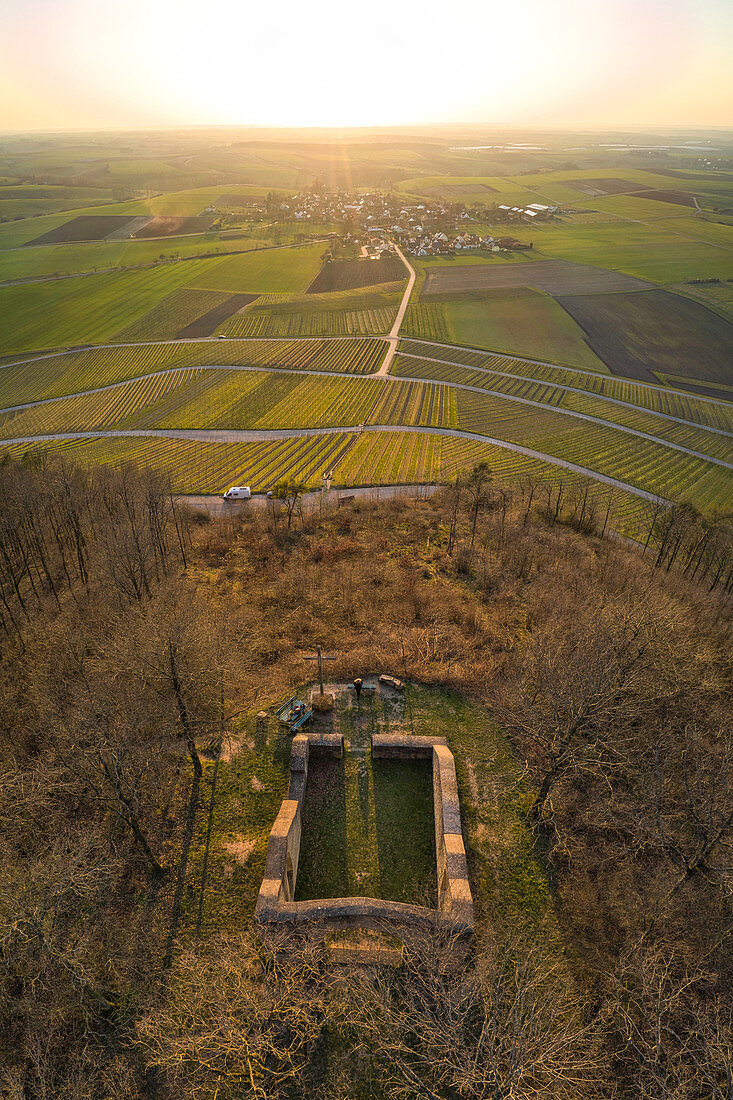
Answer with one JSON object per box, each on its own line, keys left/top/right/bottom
{"left": 256, "top": 728, "right": 474, "bottom": 939}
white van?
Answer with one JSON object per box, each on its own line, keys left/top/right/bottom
{"left": 223, "top": 486, "right": 251, "bottom": 501}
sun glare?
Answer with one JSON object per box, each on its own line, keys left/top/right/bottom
{"left": 0, "top": 0, "right": 732, "bottom": 128}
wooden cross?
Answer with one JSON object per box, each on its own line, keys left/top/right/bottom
{"left": 303, "top": 643, "right": 336, "bottom": 695}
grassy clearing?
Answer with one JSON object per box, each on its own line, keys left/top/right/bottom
{"left": 189, "top": 242, "right": 325, "bottom": 294}
{"left": 296, "top": 691, "right": 437, "bottom": 905}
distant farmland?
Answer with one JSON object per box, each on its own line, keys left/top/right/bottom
{"left": 0, "top": 140, "right": 730, "bottom": 525}
{"left": 421, "top": 259, "right": 651, "bottom": 297}
{"left": 307, "top": 254, "right": 406, "bottom": 293}
{"left": 133, "top": 215, "right": 213, "bottom": 237}
{"left": 176, "top": 293, "right": 258, "bottom": 337}
{"left": 26, "top": 214, "right": 141, "bottom": 245}
{"left": 556, "top": 289, "right": 733, "bottom": 387}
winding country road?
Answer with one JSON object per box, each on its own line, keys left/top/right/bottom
{"left": 1, "top": 286, "right": 729, "bottom": 503}
{"left": 376, "top": 242, "right": 417, "bottom": 376}
{"left": 1, "top": 365, "right": 730, "bottom": 469}
{"left": 0, "top": 423, "right": 676, "bottom": 504}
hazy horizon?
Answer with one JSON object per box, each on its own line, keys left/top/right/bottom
{"left": 1, "top": 0, "right": 732, "bottom": 132}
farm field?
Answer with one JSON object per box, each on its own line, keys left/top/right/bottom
{"left": 513, "top": 221, "right": 733, "bottom": 284}
{"left": 0, "top": 133, "right": 730, "bottom": 526}
{"left": 0, "top": 261, "right": 226, "bottom": 355}
{"left": 404, "top": 288, "right": 609, "bottom": 372}
{"left": 25, "top": 214, "right": 145, "bottom": 246}
{"left": 176, "top": 294, "right": 259, "bottom": 338}
{"left": 421, "top": 259, "right": 651, "bottom": 296}
{"left": 556, "top": 289, "right": 733, "bottom": 386}
{"left": 147, "top": 185, "right": 295, "bottom": 216}
{"left": 0, "top": 184, "right": 115, "bottom": 219}
{"left": 389, "top": 359, "right": 732, "bottom": 461}
{"left": 133, "top": 215, "right": 213, "bottom": 238}
{"left": 1, "top": 361, "right": 729, "bottom": 511}
{"left": 306, "top": 254, "right": 407, "bottom": 293}
{"left": 0, "top": 235, "right": 260, "bottom": 284}
{"left": 219, "top": 285, "right": 402, "bottom": 338}
{"left": 190, "top": 243, "right": 325, "bottom": 294}
{"left": 396, "top": 341, "right": 733, "bottom": 431}
{"left": 112, "top": 288, "right": 237, "bottom": 342}
{"left": 672, "top": 280, "right": 733, "bottom": 323}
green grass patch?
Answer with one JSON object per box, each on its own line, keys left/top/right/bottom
{"left": 405, "top": 288, "right": 609, "bottom": 373}
{"left": 190, "top": 242, "right": 325, "bottom": 294}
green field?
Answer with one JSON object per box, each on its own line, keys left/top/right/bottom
{"left": 404, "top": 288, "right": 609, "bottom": 372}
{"left": 0, "top": 184, "right": 115, "bottom": 219}
{"left": 190, "top": 242, "right": 325, "bottom": 294}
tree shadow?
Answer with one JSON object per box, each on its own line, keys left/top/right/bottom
{"left": 373, "top": 757, "right": 437, "bottom": 906}
{"left": 295, "top": 754, "right": 348, "bottom": 900}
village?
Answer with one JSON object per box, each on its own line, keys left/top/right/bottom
{"left": 209, "top": 187, "right": 555, "bottom": 255}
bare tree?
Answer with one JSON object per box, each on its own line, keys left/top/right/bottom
{"left": 498, "top": 607, "right": 654, "bottom": 824}
{"left": 605, "top": 941, "right": 733, "bottom": 1099}
{"left": 349, "top": 927, "right": 606, "bottom": 1099}
{"left": 136, "top": 933, "right": 332, "bottom": 1098}
{"left": 647, "top": 725, "right": 733, "bottom": 897}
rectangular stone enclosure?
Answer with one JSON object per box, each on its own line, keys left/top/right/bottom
{"left": 255, "top": 731, "right": 474, "bottom": 938}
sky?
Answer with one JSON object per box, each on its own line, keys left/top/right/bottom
{"left": 0, "top": 0, "right": 731, "bottom": 131}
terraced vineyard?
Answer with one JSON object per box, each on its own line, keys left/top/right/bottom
{"left": 0, "top": 433, "right": 359, "bottom": 494}
{"left": 0, "top": 337, "right": 387, "bottom": 408}
{"left": 367, "top": 380, "right": 459, "bottom": 429}
{"left": 391, "top": 358, "right": 732, "bottom": 462}
{"left": 0, "top": 428, "right": 650, "bottom": 536}
{"left": 3, "top": 358, "right": 729, "bottom": 511}
{"left": 220, "top": 286, "right": 402, "bottom": 338}
{"left": 395, "top": 342, "right": 733, "bottom": 432}
{"left": 393, "top": 301, "right": 452, "bottom": 343}
{"left": 220, "top": 305, "right": 396, "bottom": 337}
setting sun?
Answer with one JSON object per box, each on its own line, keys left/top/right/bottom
{"left": 1, "top": 0, "right": 732, "bottom": 129}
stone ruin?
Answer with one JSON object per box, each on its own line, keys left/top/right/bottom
{"left": 255, "top": 728, "right": 474, "bottom": 942}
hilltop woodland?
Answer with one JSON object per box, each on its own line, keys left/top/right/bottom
{"left": 0, "top": 456, "right": 731, "bottom": 1099}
